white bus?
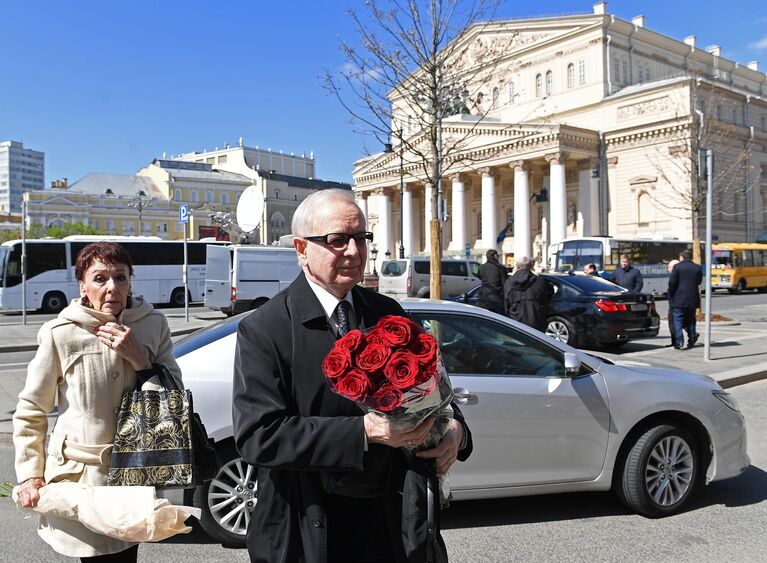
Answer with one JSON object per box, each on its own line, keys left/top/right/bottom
{"left": 0, "top": 236, "right": 229, "bottom": 313}
{"left": 549, "top": 236, "right": 692, "bottom": 295}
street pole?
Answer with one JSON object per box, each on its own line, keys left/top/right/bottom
{"left": 398, "top": 128, "right": 405, "bottom": 259}
{"left": 704, "top": 149, "right": 713, "bottom": 361}
{"left": 21, "top": 199, "right": 27, "bottom": 326}
{"left": 183, "top": 221, "right": 189, "bottom": 322}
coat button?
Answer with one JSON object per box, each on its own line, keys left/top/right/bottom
{"left": 311, "top": 518, "right": 320, "bottom": 528}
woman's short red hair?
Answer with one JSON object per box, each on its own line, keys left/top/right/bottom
{"left": 74, "top": 242, "right": 134, "bottom": 281}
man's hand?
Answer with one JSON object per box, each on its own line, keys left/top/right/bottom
{"left": 364, "top": 413, "right": 435, "bottom": 449}
{"left": 415, "top": 418, "right": 464, "bottom": 475}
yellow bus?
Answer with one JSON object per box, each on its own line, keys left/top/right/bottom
{"left": 710, "top": 242, "right": 767, "bottom": 294}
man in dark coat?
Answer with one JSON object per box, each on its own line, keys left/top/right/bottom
{"left": 504, "top": 256, "right": 554, "bottom": 331}
{"left": 477, "top": 249, "right": 507, "bottom": 314}
{"left": 232, "top": 189, "right": 473, "bottom": 563}
{"left": 612, "top": 254, "right": 644, "bottom": 292}
{"left": 668, "top": 250, "right": 702, "bottom": 350}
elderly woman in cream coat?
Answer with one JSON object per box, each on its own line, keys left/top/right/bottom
{"left": 13, "top": 242, "right": 182, "bottom": 562}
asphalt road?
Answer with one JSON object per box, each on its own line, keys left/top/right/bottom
{"left": 0, "top": 379, "right": 765, "bottom": 562}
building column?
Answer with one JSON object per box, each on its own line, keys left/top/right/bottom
{"left": 546, "top": 152, "right": 568, "bottom": 246}
{"left": 376, "top": 189, "right": 392, "bottom": 257}
{"left": 423, "top": 183, "right": 433, "bottom": 253}
{"left": 357, "top": 193, "right": 368, "bottom": 225}
{"left": 577, "top": 159, "right": 599, "bottom": 236}
{"left": 402, "top": 184, "right": 413, "bottom": 257}
{"left": 477, "top": 168, "right": 498, "bottom": 249}
{"left": 510, "top": 161, "right": 531, "bottom": 261}
{"left": 447, "top": 174, "right": 467, "bottom": 252}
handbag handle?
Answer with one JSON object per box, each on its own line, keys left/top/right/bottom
{"left": 135, "top": 363, "right": 180, "bottom": 391}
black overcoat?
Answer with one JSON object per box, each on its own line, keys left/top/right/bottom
{"left": 668, "top": 260, "right": 702, "bottom": 309}
{"left": 503, "top": 269, "right": 553, "bottom": 331}
{"left": 232, "top": 272, "right": 472, "bottom": 563}
{"left": 477, "top": 260, "right": 507, "bottom": 314}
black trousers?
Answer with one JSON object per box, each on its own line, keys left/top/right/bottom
{"left": 326, "top": 494, "right": 396, "bottom": 563}
{"left": 80, "top": 545, "right": 138, "bottom": 563}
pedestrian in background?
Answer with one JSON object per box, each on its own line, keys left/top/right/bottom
{"left": 613, "top": 254, "right": 644, "bottom": 292}
{"left": 504, "top": 256, "right": 554, "bottom": 331}
{"left": 477, "top": 249, "right": 507, "bottom": 315}
{"left": 668, "top": 251, "right": 702, "bottom": 350}
{"left": 666, "top": 259, "right": 680, "bottom": 347}
{"left": 583, "top": 263, "right": 598, "bottom": 276}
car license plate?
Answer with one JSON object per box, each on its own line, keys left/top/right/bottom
{"left": 632, "top": 304, "right": 648, "bottom": 311}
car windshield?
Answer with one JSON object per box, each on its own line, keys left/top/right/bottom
{"left": 173, "top": 314, "right": 245, "bottom": 358}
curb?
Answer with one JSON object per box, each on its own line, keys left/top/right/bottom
{"left": 0, "top": 326, "right": 206, "bottom": 354}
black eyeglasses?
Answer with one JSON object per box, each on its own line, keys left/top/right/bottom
{"left": 304, "top": 231, "right": 374, "bottom": 249}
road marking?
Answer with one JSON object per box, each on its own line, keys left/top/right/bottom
{"left": 0, "top": 362, "right": 29, "bottom": 369}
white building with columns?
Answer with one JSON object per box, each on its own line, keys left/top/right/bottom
{"left": 352, "top": 2, "right": 767, "bottom": 267}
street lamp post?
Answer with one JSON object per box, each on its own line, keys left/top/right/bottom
{"left": 128, "top": 190, "right": 153, "bottom": 234}
{"left": 370, "top": 245, "right": 379, "bottom": 276}
{"left": 384, "top": 128, "right": 406, "bottom": 259}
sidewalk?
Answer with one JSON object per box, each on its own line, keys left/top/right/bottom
{"left": 1, "top": 310, "right": 766, "bottom": 447}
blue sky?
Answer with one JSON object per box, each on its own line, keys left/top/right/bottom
{"left": 1, "top": 1, "right": 765, "bottom": 186}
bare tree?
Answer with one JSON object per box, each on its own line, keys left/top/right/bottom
{"left": 646, "top": 77, "right": 754, "bottom": 262}
{"left": 324, "top": 0, "right": 516, "bottom": 299}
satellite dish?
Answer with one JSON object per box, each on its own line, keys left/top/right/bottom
{"left": 236, "top": 185, "right": 265, "bottom": 232}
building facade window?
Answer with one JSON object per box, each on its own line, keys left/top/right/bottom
{"left": 174, "top": 188, "right": 182, "bottom": 201}
{"left": 105, "top": 220, "right": 116, "bottom": 233}
{"left": 545, "top": 70, "right": 553, "bottom": 95}
{"left": 221, "top": 192, "right": 228, "bottom": 205}
{"left": 567, "top": 63, "right": 575, "bottom": 88}
{"left": 492, "top": 86, "right": 499, "bottom": 109}
{"left": 508, "top": 81, "right": 515, "bottom": 104}
{"left": 578, "top": 59, "right": 586, "bottom": 84}
{"left": 638, "top": 65, "right": 644, "bottom": 83}
{"left": 535, "top": 73, "right": 543, "bottom": 97}
{"left": 189, "top": 190, "right": 198, "bottom": 203}
{"left": 614, "top": 57, "right": 620, "bottom": 82}
{"left": 205, "top": 191, "right": 213, "bottom": 203}
{"left": 622, "top": 60, "right": 628, "bottom": 83}
{"left": 270, "top": 211, "right": 287, "bottom": 242}
{"left": 637, "top": 191, "right": 652, "bottom": 226}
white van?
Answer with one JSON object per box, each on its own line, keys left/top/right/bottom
{"left": 205, "top": 245, "right": 301, "bottom": 315}
{"left": 378, "top": 257, "right": 480, "bottom": 299}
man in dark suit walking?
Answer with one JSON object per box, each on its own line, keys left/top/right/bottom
{"left": 232, "top": 189, "right": 472, "bottom": 563}
{"left": 668, "top": 250, "right": 702, "bottom": 350}
{"left": 477, "top": 249, "right": 507, "bottom": 315}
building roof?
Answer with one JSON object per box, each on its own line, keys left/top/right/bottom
{"left": 68, "top": 173, "right": 165, "bottom": 199}
{"left": 254, "top": 169, "right": 351, "bottom": 191}
{"left": 151, "top": 159, "right": 252, "bottom": 183}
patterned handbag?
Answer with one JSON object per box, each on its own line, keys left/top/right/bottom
{"left": 107, "top": 365, "right": 217, "bottom": 488}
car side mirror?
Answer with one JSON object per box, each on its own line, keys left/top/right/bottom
{"left": 564, "top": 352, "right": 581, "bottom": 376}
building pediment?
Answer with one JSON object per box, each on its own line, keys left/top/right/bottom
{"left": 32, "top": 194, "right": 82, "bottom": 208}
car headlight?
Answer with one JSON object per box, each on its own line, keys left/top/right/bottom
{"left": 712, "top": 390, "right": 740, "bottom": 412}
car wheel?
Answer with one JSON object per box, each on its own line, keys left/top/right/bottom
{"left": 41, "top": 291, "right": 67, "bottom": 314}
{"left": 194, "top": 445, "right": 257, "bottom": 546}
{"left": 728, "top": 279, "right": 746, "bottom": 295}
{"left": 616, "top": 423, "right": 698, "bottom": 517}
{"left": 170, "top": 287, "right": 189, "bottom": 307}
{"left": 545, "top": 317, "right": 577, "bottom": 346}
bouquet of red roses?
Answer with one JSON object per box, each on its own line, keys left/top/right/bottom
{"left": 322, "top": 315, "right": 454, "bottom": 451}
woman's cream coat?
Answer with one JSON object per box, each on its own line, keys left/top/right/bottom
{"left": 13, "top": 297, "right": 183, "bottom": 558}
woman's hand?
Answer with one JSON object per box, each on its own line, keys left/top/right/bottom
{"left": 364, "top": 414, "right": 435, "bottom": 449}
{"left": 415, "top": 418, "right": 464, "bottom": 475}
{"left": 96, "top": 322, "right": 151, "bottom": 371}
{"left": 16, "top": 477, "right": 45, "bottom": 508}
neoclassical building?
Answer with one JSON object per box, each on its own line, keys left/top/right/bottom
{"left": 352, "top": 2, "right": 767, "bottom": 266}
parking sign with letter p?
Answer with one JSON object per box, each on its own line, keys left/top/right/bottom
{"left": 179, "top": 204, "right": 189, "bottom": 224}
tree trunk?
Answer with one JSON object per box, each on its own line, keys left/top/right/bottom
{"left": 430, "top": 220, "right": 442, "bottom": 299}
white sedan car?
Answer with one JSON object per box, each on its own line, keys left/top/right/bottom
{"left": 174, "top": 299, "right": 749, "bottom": 545}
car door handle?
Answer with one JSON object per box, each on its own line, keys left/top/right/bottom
{"left": 453, "top": 387, "right": 478, "bottom": 405}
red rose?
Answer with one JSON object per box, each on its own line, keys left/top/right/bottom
{"left": 370, "top": 383, "right": 403, "bottom": 412}
{"left": 376, "top": 315, "right": 420, "bottom": 347}
{"left": 322, "top": 348, "right": 351, "bottom": 380}
{"left": 335, "top": 329, "right": 365, "bottom": 354}
{"left": 365, "top": 328, "right": 389, "bottom": 346}
{"left": 357, "top": 342, "right": 391, "bottom": 373}
{"left": 383, "top": 350, "right": 420, "bottom": 390}
{"left": 409, "top": 333, "right": 438, "bottom": 366}
{"left": 334, "top": 369, "right": 373, "bottom": 401}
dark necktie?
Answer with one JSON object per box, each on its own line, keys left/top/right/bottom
{"left": 336, "top": 300, "right": 351, "bottom": 337}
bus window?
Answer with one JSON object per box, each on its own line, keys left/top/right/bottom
{"left": 28, "top": 243, "right": 67, "bottom": 278}
{"left": 0, "top": 247, "right": 8, "bottom": 286}
{"left": 5, "top": 246, "right": 22, "bottom": 287}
